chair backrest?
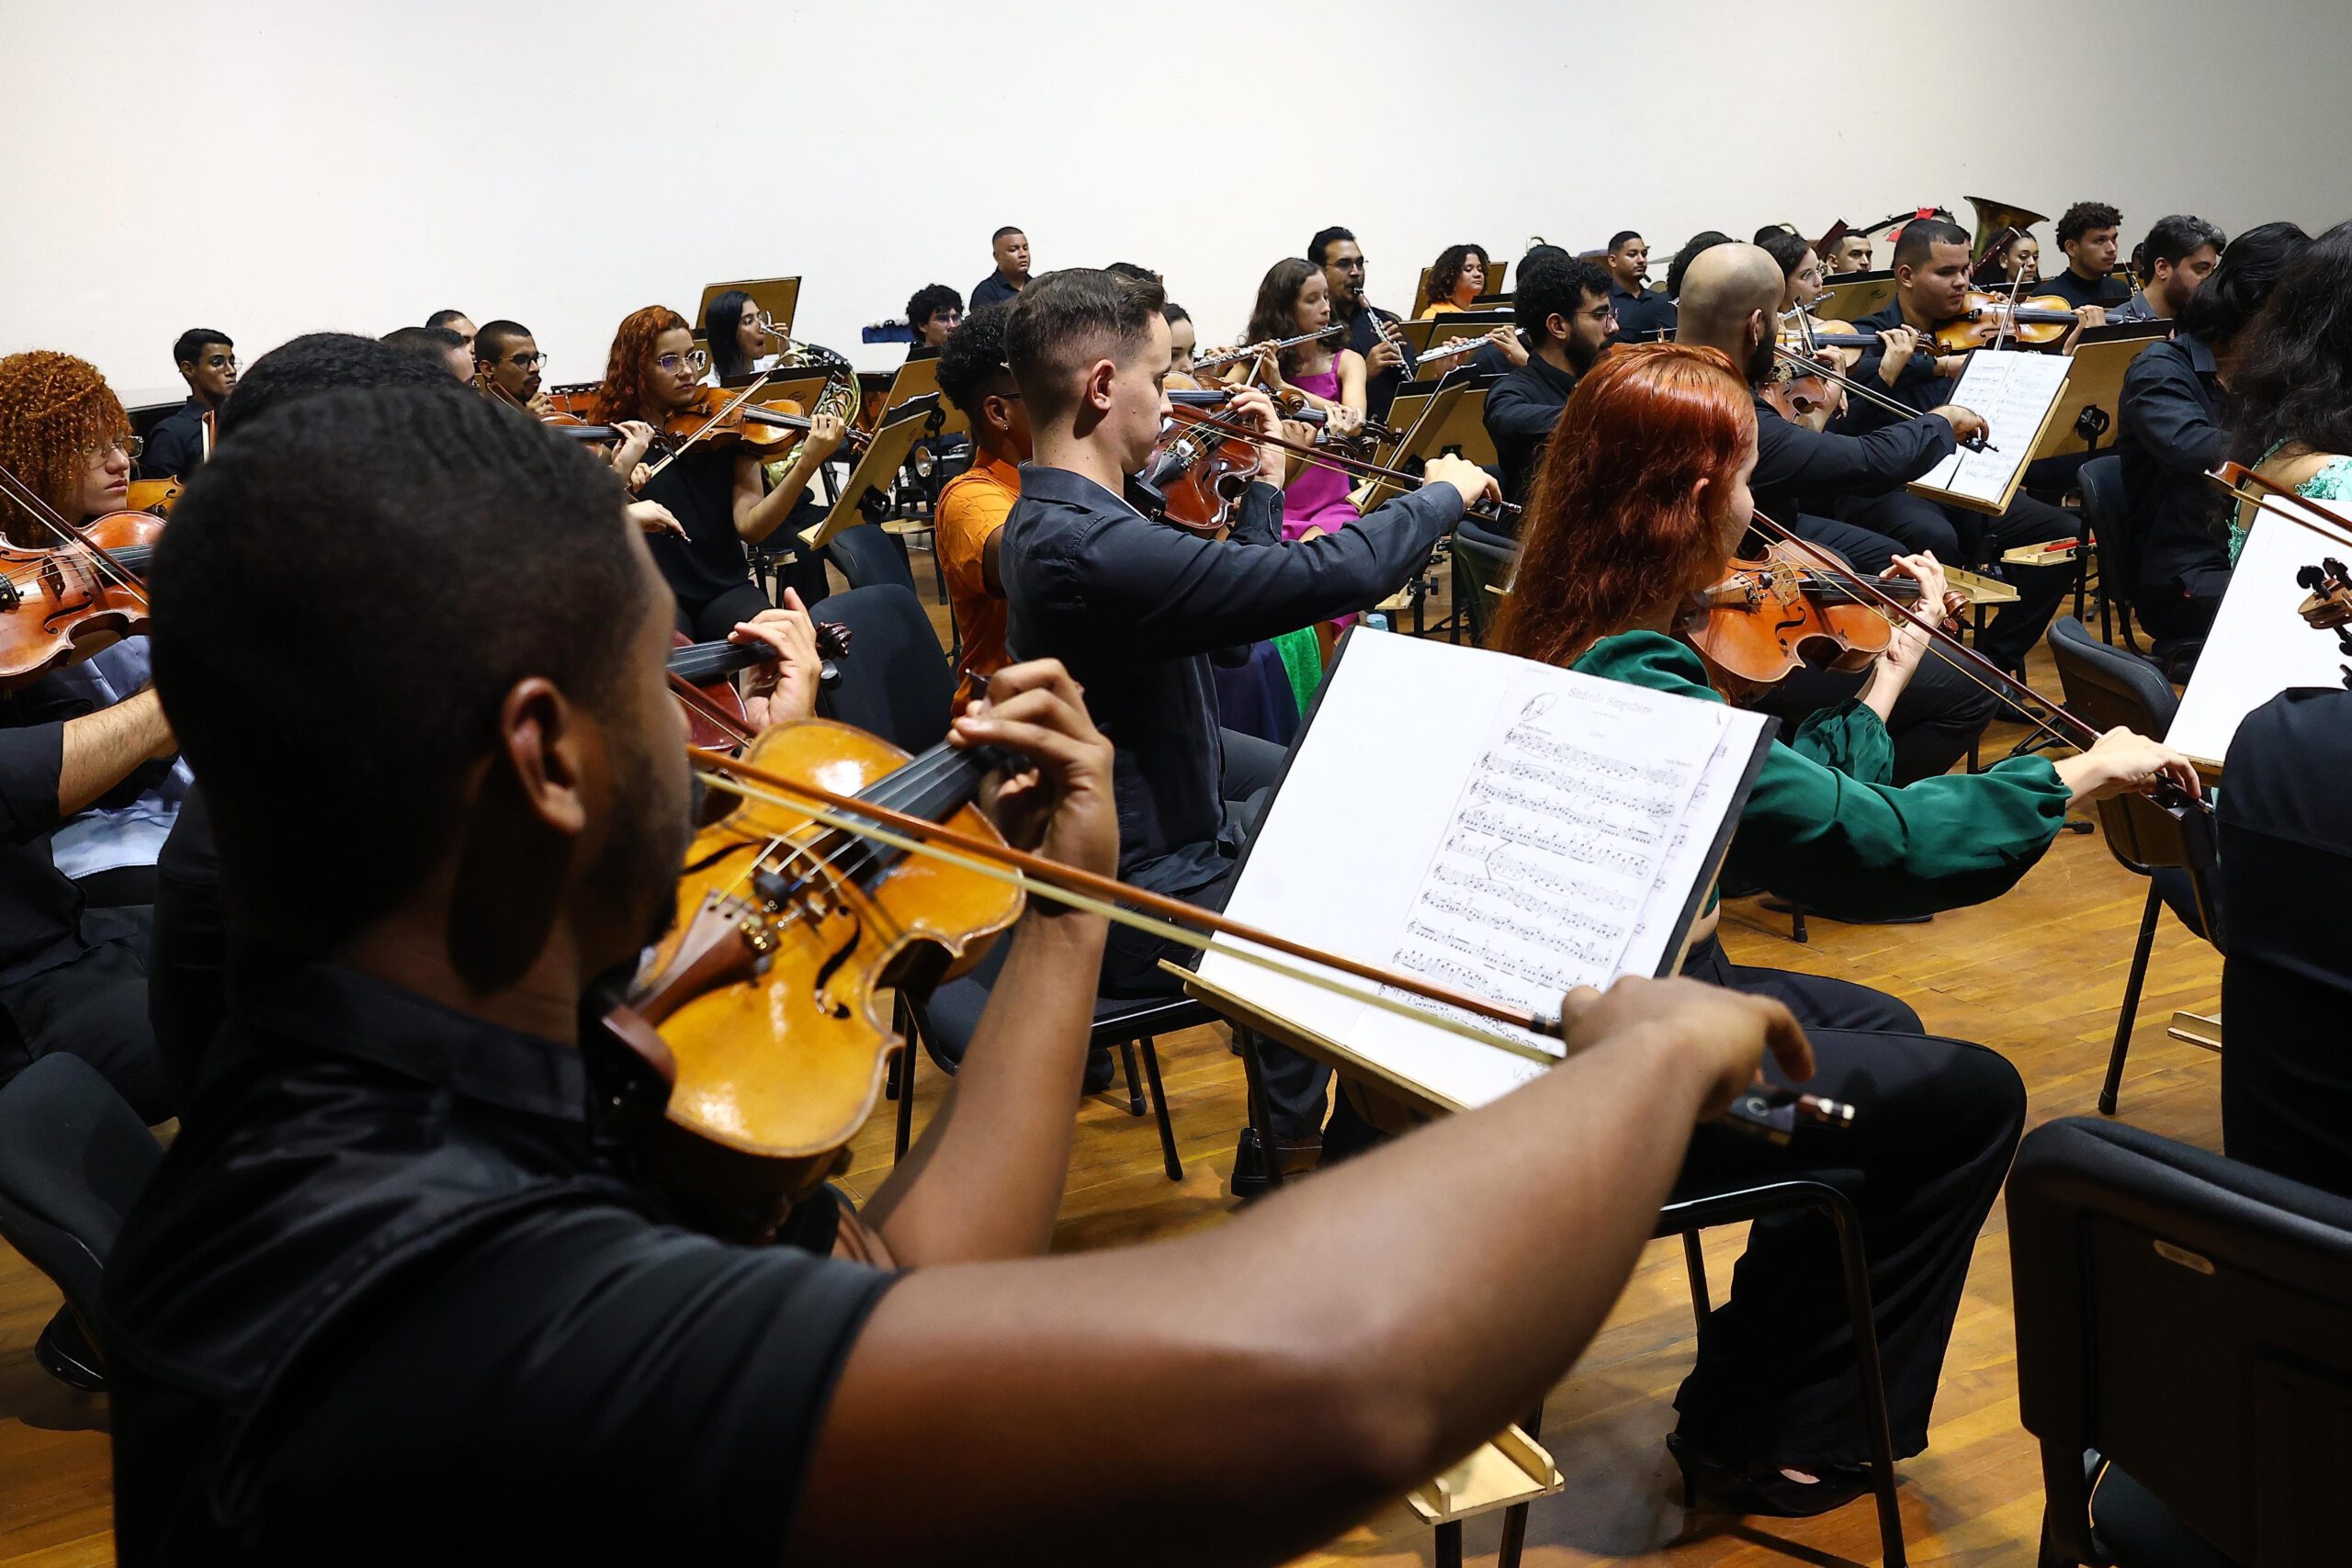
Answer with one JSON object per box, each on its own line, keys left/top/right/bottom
{"left": 0, "top": 1054, "right": 164, "bottom": 1326}
{"left": 825, "top": 522, "right": 919, "bottom": 596}
{"left": 811, "top": 583, "right": 953, "bottom": 752}
{"left": 1449, "top": 519, "right": 1519, "bottom": 646}
{"left": 2045, "top": 615, "right": 2214, "bottom": 905}
{"left": 2010, "top": 1116, "right": 2352, "bottom": 1568}
{"left": 2078, "top": 454, "right": 2133, "bottom": 605}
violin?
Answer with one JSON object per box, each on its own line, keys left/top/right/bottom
{"left": 1679, "top": 540, "right": 1939, "bottom": 691}
{"left": 1137, "top": 401, "right": 1265, "bottom": 536}
{"left": 594, "top": 721, "right": 1026, "bottom": 1235}
{"left": 666, "top": 621, "right": 854, "bottom": 753}
{"left": 1934, "top": 288, "right": 2084, "bottom": 352}
{"left": 1760, "top": 353, "right": 1839, "bottom": 422}
{"left": 124, "top": 478, "right": 183, "bottom": 515}
{"left": 2295, "top": 558, "right": 2352, "bottom": 689}
{"left": 0, "top": 470, "right": 162, "bottom": 689}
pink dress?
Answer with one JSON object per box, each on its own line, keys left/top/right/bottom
{"left": 1280, "top": 365, "right": 1363, "bottom": 542}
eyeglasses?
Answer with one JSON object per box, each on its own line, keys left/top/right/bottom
{"left": 655, "top": 349, "right": 709, "bottom": 375}
{"left": 506, "top": 352, "right": 548, "bottom": 370}
{"left": 201, "top": 354, "right": 236, "bottom": 370}
{"left": 85, "top": 435, "right": 143, "bottom": 464}
{"left": 1330, "top": 257, "right": 1367, "bottom": 273}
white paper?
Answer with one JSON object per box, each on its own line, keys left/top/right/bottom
{"left": 1193, "top": 632, "right": 1767, "bottom": 1111}
{"left": 1914, "top": 350, "right": 2071, "bottom": 509}
{"left": 2169, "top": 507, "right": 2351, "bottom": 766}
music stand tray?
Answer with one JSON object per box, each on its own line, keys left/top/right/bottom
{"left": 694, "top": 276, "right": 800, "bottom": 340}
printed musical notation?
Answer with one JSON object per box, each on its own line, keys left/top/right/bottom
{"left": 1914, "top": 349, "right": 2070, "bottom": 512}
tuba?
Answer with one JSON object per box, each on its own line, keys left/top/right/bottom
{"left": 1963, "top": 196, "right": 2050, "bottom": 264}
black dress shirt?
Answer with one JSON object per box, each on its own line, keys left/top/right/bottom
{"left": 1749, "top": 390, "right": 1958, "bottom": 533}
{"left": 1340, "top": 301, "right": 1416, "bottom": 421}
{"left": 0, "top": 678, "right": 141, "bottom": 985}
{"left": 2040, "top": 268, "right": 2130, "bottom": 309}
{"left": 141, "top": 400, "right": 211, "bottom": 481}
{"left": 639, "top": 442, "right": 751, "bottom": 614}
{"left": 1608, "top": 283, "right": 1676, "bottom": 344}
{"left": 1483, "top": 353, "right": 1577, "bottom": 503}
{"left": 2104, "top": 291, "right": 2159, "bottom": 325}
{"left": 1848, "top": 299, "right": 1955, "bottom": 412}
{"left": 1000, "top": 465, "right": 1463, "bottom": 897}
{"left": 2219, "top": 687, "right": 2352, "bottom": 1198}
{"left": 970, "top": 272, "right": 1023, "bottom": 312}
{"left": 105, "top": 962, "right": 895, "bottom": 1564}
{"left": 2118, "top": 332, "right": 2231, "bottom": 597}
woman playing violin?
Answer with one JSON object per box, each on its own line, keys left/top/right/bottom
{"left": 594, "top": 306, "right": 846, "bottom": 641}
{"left": 1489, "top": 341, "right": 2201, "bottom": 1517}
{"left": 1758, "top": 231, "right": 1859, "bottom": 378}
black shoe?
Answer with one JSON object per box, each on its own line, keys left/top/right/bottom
{"left": 1667, "top": 1433, "right": 1872, "bottom": 1518}
{"left": 34, "top": 1307, "right": 106, "bottom": 1394}
{"left": 1082, "top": 1045, "right": 1115, "bottom": 1095}
{"left": 1230, "top": 1128, "right": 1272, "bottom": 1199}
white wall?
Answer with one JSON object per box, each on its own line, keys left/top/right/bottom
{"left": 5, "top": 0, "right": 2346, "bottom": 403}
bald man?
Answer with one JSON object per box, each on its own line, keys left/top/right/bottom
{"left": 1677, "top": 244, "right": 1997, "bottom": 783}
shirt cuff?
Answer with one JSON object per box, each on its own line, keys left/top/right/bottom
{"left": 0, "top": 720, "right": 66, "bottom": 845}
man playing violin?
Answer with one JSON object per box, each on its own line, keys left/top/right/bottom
{"left": 471, "top": 320, "right": 556, "bottom": 416}
{"left": 593, "top": 306, "right": 846, "bottom": 642}
{"left": 998, "top": 267, "right": 1499, "bottom": 1181}
{"left": 141, "top": 328, "right": 235, "bottom": 482}
{"left": 1846, "top": 220, "right": 2086, "bottom": 676}
{"left": 106, "top": 379, "right": 1817, "bottom": 1564}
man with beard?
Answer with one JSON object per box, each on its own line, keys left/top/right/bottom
{"left": 1481, "top": 251, "right": 1618, "bottom": 506}
{"left": 471, "top": 319, "right": 556, "bottom": 415}
{"left": 1311, "top": 225, "right": 1417, "bottom": 420}
{"left": 1676, "top": 244, "right": 2000, "bottom": 784}
{"left": 103, "top": 383, "right": 1809, "bottom": 1564}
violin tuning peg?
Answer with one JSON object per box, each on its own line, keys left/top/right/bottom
{"left": 2298, "top": 564, "right": 2325, "bottom": 590}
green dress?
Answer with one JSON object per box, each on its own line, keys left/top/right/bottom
{"left": 1571, "top": 632, "right": 2072, "bottom": 921}
{"left": 2233, "top": 449, "right": 2352, "bottom": 565}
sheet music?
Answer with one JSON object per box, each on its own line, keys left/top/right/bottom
{"left": 1193, "top": 632, "right": 1770, "bottom": 1111}
{"left": 1913, "top": 350, "right": 2071, "bottom": 510}
{"left": 2168, "top": 507, "right": 2350, "bottom": 766}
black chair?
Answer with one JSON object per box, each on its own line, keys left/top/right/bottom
{"left": 0, "top": 1054, "right": 164, "bottom": 1392}
{"left": 810, "top": 583, "right": 953, "bottom": 751}
{"left": 1448, "top": 519, "right": 1518, "bottom": 647}
{"left": 2011, "top": 1115, "right": 2352, "bottom": 1568}
{"left": 826, "top": 521, "right": 922, "bottom": 599}
{"left": 2046, "top": 617, "right": 2224, "bottom": 1114}
{"left": 2078, "top": 456, "right": 2141, "bottom": 652}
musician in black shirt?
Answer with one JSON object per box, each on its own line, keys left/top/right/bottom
{"left": 1604, "top": 229, "right": 1675, "bottom": 343}
{"left": 2041, "top": 200, "right": 2132, "bottom": 310}
{"left": 1312, "top": 226, "right": 1417, "bottom": 420}
{"left": 1483, "top": 252, "right": 1615, "bottom": 504}
{"left": 108, "top": 378, "right": 1805, "bottom": 1567}
{"left": 141, "top": 328, "right": 235, "bottom": 480}
{"left": 971, "top": 225, "right": 1030, "bottom": 310}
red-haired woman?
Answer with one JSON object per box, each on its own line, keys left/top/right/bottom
{"left": 1492, "top": 343, "right": 2196, "bottom": 1516}
{"left": 594, "top": 307, "right": 846, "bottom": 640}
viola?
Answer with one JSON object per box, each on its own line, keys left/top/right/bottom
{"left": 1137, "top": 402, "right": 1265, "bottom": 536}
{"left": 665, "top": 621, "right": 853, "bottom": 753}
{"left": 594, "top": 720, "right": 1025, "bottom": 1235}
{"left": 1680, "top": 540, "right": 1936, "bottom": 691}
{"left": 661, "top": 386, "right": 871, "bottom": 457}
{"left": 125, "top": 478, "right": 183, "bottom": 515}
{"left": 1934, "top": 288, "right": 2085, "bottom": 352}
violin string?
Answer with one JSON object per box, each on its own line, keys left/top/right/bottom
{"left": 0, "top": 464, "right": 151, "bottom": 604}
{"left": 1176, "top": 406, "right": 1518, "bottom": 517}
{"left": 692, "top": 764, "right": 1563, "bottom": 1069}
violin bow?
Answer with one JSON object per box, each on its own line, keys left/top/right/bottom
{"left": 1746, "top": 508, "right": 2211, "bottom": 813}
{"left": 640, "top": 370, "right": 779, "bottom": 482}
{"left": 2204, "top": 462, "right": 2352, "bottom": 555}
{"left": 0, "top": 461, "right": 151, "bottom": 605}
{"left": 687, "top": 738, "right": 1856, "bottom": 1131}
{"left": 1170, "top": 406, "right": 1521, "bottom": 525}
{"left": 1764, "top": 343, "right": 1991, "bottom": 448}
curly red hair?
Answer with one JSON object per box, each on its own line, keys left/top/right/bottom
{"left": 1489, "top": 342, "right": 1757, "bottom": 668}
{"left": 593, "top": 306, "right": 690, "bottom": 423}
{"left": 0, "top": 351, "right": 130, "bottom": 542}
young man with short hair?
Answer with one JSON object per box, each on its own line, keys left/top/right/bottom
{"left": 2110, "top": 214, "right": 2226, "bottom": 323}
{"left": 905, "top": 283, "right": 964, "bottom": 348}
{"left": 424, "top": 309, "right": 476, "bottom": 355}
{"left": 933, "top": 304, "right": 1026, "bottom": 706}
{"left": 2043, "top": 200, "right": 2132, "bottom": 309}
{"left": 382, "top": 324, "right": 473, "bottom": 383}
{"left": 1482, "top": 253, "right": 1616, "bottom": 505}
{"left": 970, "top": 227, "right": 1030, "bottom": 311}
{"left": 470, "top": 320, "right": 554, "bottom": 414}
{"left": 1603, "top": 229, "right": 1674, "bottom": 343}
{"left": 1827, "top": 231, "right": 1877, "bottom": 275}
{"left": 142, "top": 329, "right": 237, "bottom": 480}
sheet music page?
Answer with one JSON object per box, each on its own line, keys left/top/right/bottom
{"left": 1914, "top": 350, "right": 2071, "bottom": 509}
{"left": 1194, "top": 632, "right": 1767, "bottom": 1111}
{"left": 2169, "top": 508, "right": 2350, "bottom": 765}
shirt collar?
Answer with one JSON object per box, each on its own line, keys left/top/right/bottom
{"left": 2182, "top": 332, "right": 2219, "bottom": 374}
{"left": 1521, "top": 352, "right": 1577, "bottom": 398}
{"left": 1609, "top": 280, "right": 1645, "bottom": 301}
{"left": 240, "top": 963, "right": 593, "bottom": 1122}
{"left": 972, "top": 450, "right": 1023, "bottom": 490}
{"left": 1016, "top": 461, "right": 1139, "bottom": 518}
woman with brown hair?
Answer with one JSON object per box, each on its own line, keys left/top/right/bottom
{"left": 1491, "top": 341, "right": 2192, "bottom": 1517}
{"left": 594, "top": 306, "right": 845, "bottom": 639}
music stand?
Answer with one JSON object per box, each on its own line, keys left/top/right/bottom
{"left": 796, "top": 395, "right": 941, "bottom": 552}
{"left": 1816, "top": 269, "right": 1896, "bottom": 321}
{"left": 718, "top": 368, "right": 833, "bottom": 407}
{"left": 2032, "top": 322, "right": 2169, "bottom": 460}
{"left": 870, "top": 350, "right": 961, "bottom": 438}
{"left": 694, "top": 276, "right": 800, "bottom": 340}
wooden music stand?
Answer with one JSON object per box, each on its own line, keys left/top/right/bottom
{"left": 2031, "top": 322, "right": 2169, "bottom": 461}
{"left": 1815, "top": 270, "right": 1896, "bottom": 322}
{"left": 1354, "top": 373, "right": 1476, "bottom": 511}
{"left": 694, "top": 276, "right": 800, "bottom": 339}
{"left": 796, "top": 395, "right": 940, "bottom": 552}
{"left": 718, "top": 368, "right": 833, "bottom": 408}
{"left": 1410, "top": 261, "right": 1513, "bottom": 320}
{"left": 869, "top": 349, "right": 962, "bottom": 439}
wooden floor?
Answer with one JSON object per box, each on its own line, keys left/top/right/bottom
{"left": 0, "top": 560, "right": 2228, "bottom": 1565}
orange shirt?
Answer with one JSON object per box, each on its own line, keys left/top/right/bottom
{"left": 937, "top": 451, "right": 1021, "bottom": 709}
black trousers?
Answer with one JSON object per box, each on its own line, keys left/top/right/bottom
{"left": 675, "top": 579, "right": 778, "bottom": 645}
{"left": 0, "top": 908, "right": 173, "bottom": 1125}
{"left": 1673, "top": 935, "right": 2026, "bottom": 1466}
{"left": 1842, "top": 490, "right": 2075, "bottom": 671}
{"left": 2133, "top": 563, "right": 2230, "bottom": 669}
